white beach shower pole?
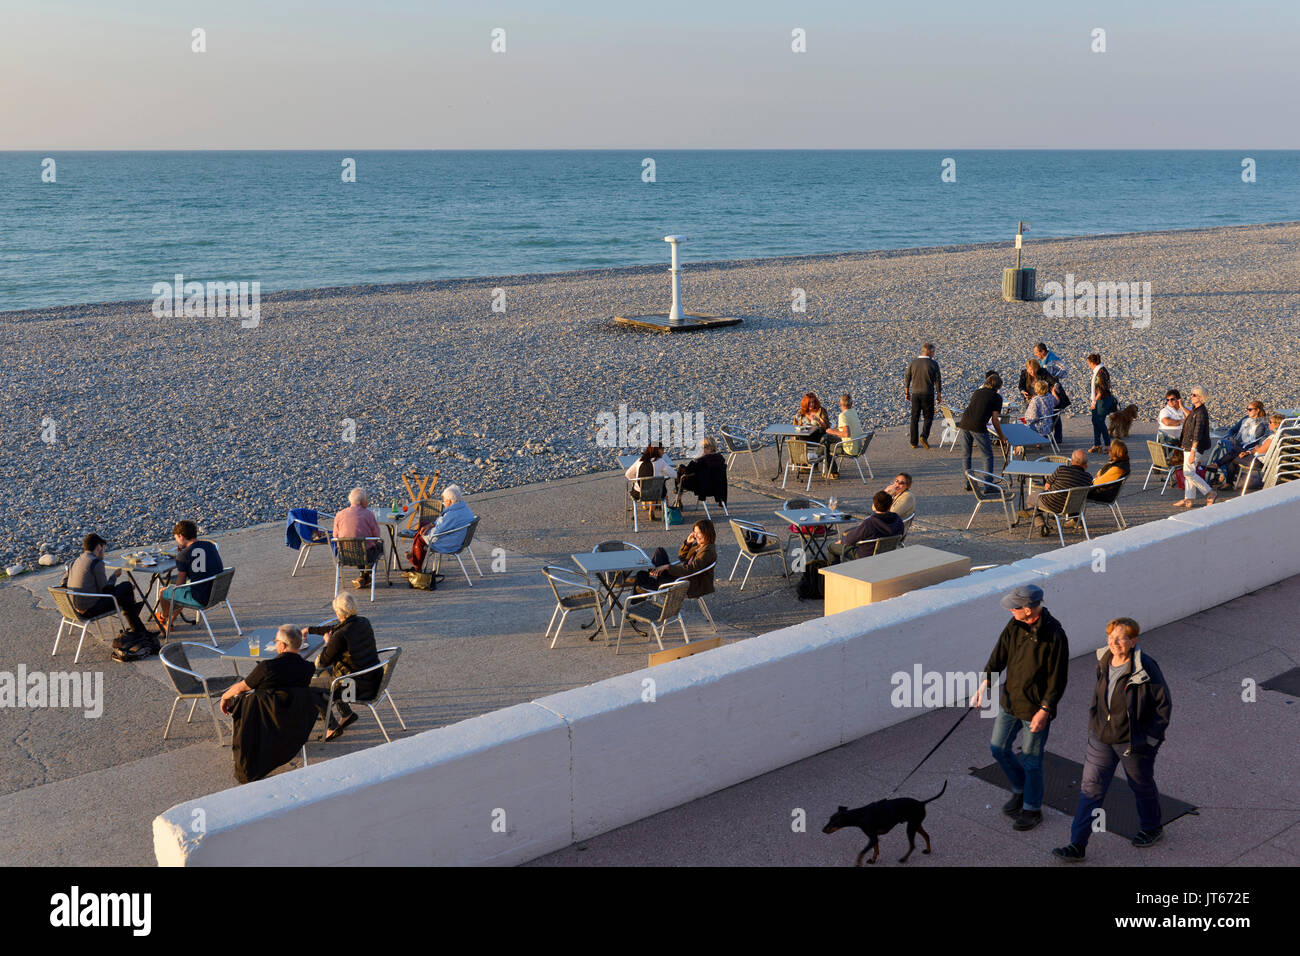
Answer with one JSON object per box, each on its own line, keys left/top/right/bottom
{"left": 664, "top": 235, "right": 685, "bottom": 326}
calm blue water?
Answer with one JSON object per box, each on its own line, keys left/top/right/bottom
{"left": 2, "top": 150, "right": 1297, "bottom": 313}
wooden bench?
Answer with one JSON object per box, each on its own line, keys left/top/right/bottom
{"left": 819, "top": 546, "right": 970, "bottom": 615}
{"left": 649, "top": 636, "right": 723, "bottom": 667}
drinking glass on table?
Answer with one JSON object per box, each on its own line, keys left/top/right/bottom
{"left": 248, "top": 636, "right": 260, "bottom": 657}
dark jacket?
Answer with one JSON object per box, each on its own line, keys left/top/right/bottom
{"left": 1180, "top": 403, "right": 1211, "bottom": 453}
{"left": 231, "top": 686, "right": 317, "bottom": 784}
{"left": 841, "top": 510, "right": 905, "bottom": 552}
{"left": 662, "top": 541, "right": 717, "bottom": 599}
{"left": 905, "top": 356, "right": 941, "bottom": 396}
{"left": 679, "top": 452, "right": 728, "bottom": 503}
{"left": 1088, "top": 647, "right": 1172, "bottom": 753}
{"left": 983, "top": 607, "right": 1070, "bottom": 721}
{"left": 314, "top": 615, "right": 382, "bottom": 697}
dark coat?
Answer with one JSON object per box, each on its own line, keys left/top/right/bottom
{"left": 1089, "top": 647, "right": 1172, "bottom": 751}
{"left": 1180, "top": 403, "right": 1211, "bottom": 453}
{"left": 662, "top": 541, "right": 717, "bottom": 598}
{"left": 231, "top": 687, "right": 317, "bottom": 784}
{"left": 679, "top": 452, "right": 728, "bottom": 504}
{"left": 317, "top": 616, "right": 382, "bottom": 698}
{"left": 983, "top": 607, "right": 1070, "bottom": 721}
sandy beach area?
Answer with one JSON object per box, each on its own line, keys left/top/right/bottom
{"left": 2, "top": 221, "right": 1297, "bottom": 564}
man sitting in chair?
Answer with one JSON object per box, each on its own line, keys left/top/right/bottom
{"left": 1029, "top": 450, "right": 1092, "bottom": 533}
{"left": 68, "top": 533, "right": 150, "bottom": 638}
{"left": 156, "top": 520, "right": 223, "bottom": 632}
{"left": 823, "top": 392, "right": 865, "bottom": 476}
{"left": 333, "top": 488, "right": 384, "bottom": 590}
{"left": 422, "top": 484, "right": 475, "bottom": 560}
{"left": 829, "top": 491, "right": 904, "bottom": 563}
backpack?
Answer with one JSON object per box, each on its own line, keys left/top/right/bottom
{"left": 1052, "top": 380, "right": 1071, "bottom": 411}
{"left": 111, "top": 630, "right": 160, "bottom": 662}
{"left": 407, "top": 518, "right": 438, "bottom": 570}
{"left": 796, "top": 560, "right": 828, "bottom": 601}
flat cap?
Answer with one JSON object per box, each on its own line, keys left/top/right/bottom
{"left": 1000, "top": 584, "right": 1044, "bottom": 609}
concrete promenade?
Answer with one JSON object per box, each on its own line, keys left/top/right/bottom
{"left": 2, "top": 415, "right": 1295, "bottom": 865}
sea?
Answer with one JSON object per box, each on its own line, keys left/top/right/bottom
{"left": 2, "top": 150, "right": 1297, "bottom": 313}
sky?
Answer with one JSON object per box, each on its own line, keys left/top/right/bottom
{"left": 2, "top": 0, "right": 1298, "bottom": 149}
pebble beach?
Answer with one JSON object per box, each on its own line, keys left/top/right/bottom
{"left": 2, "top": 221, "right": 1297, "bottom": 566}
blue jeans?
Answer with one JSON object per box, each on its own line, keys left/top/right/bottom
{"left": 961, "top": 429, "right": 993, "bottom": 479}
{"left": 989, "top": 708, "right": 1050, "bottom": 811}
{"left": 1069, "top": 733, "right": 1161, "bottom": 847}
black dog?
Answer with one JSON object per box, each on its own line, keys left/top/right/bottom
{"left": 823, "top": 781, "right": 947, "bottom": 865}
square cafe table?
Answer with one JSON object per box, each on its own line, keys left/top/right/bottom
{"left": 762, "top": 424, "right": 815, "bottom": 481}
{"left": 572, "top": 549, "right": 653, "bottom": 639}
{"left": 1002, "top": 459, "right": 1062, "bottom": 516}
{"left": 367, "top": 506, "right": 412, "bottom": 583}
{"left": 774, "top": 507, "right": 857, "bottom": 563}
{"left": 990, "top": 421, "right": 1054, "bottom": 465}
{"left": 103, "top": 551, "right": 178, "bottom": 625}
{"left": 216, "top": 627, "right": 328, "bottom": 670}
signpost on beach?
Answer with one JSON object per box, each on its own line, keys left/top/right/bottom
{"left": 1003, "top": 221, "right": 1036, "bottom": 302}
{"left": 613, "top": 235, "right": 744, "bottom": 332}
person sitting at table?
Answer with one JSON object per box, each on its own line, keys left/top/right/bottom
{"left": 625, "top": 444, "right": 676, "bottom": 522}
{"left": 1017, "top": 359, "right": 1054, "bottom": 405}
{"left": 1088, "top": 439, "right": 1131, "bottom": 503}
{"left": 822, "top": 393, "right": 864, "bottom": 477}
{"left": 1012, "top": 378, "right": 1058, "bottom": 455}
{"left": 634, "top": 519, "right": 717, "bottom": 597}
{"left": 1222, "top": 401, "right": 1270, "bottom": 457}
{"left": 333, "top": 487, "right": 384, "bottom": 589}
{"left": 885, "top": 473, "right": 916, "bottom": 521}
{"left": 304, "top": 593, "right": 382, "bottom": 740}
{"left": 828, "top": 491, "right": 904, "bottom": 562}
{"left": 794, "top": 392, "right": 831, "bottom": 445}
{"left": 674, "top": 436, "right": 727, "bottom": 507}
{"left": 218, "top": 624, "right": 318, "bottom": 783}
{"left": 155, "top": 520, "right": 224, "bottom": 632}
{"left": 1156, "top": 389, "right": 1186, "bottom": 448}
{"left": 1029, "top": 450, "right": 1092, "bottom": 532}
{"left": 67, "top": 533, "right": 150, "bottom": 638}
{"left": 1218, "top": 413, "right": 1284, "bottom": 490}
{"left": 419, "top": 484, "right": 476, "bottom": 562}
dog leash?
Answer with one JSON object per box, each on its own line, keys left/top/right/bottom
{"left": 891, "top": 702, "right": 977, "bottom": 794}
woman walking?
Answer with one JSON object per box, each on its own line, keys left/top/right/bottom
{"left": 1174, "top": 386, "right": 1216, "bottom": 508}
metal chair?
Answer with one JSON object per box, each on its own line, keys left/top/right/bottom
{"left": 1020, "top": 412, "right": 1061, "bottom": 455}
{"left": 397, "top": 499, "right": 443, "bottom": 541}
{"left": 162, "top": 567, "right": 242, "bottom": 644}
{"left": 1143, "top": 440, "right": 1178, "bottom": 494}
{"left": 333, "top": 537, "right": 381, "bottom": 601}
{"left": 843, "top": 534, "right": 903, "bottom": 560}
{"left": 616, "top": 580, "right": 690, "bottom": 655}
{"left": 673, "top": 561, "right": 718, "bottom": 632}
{"left": 159, "top": 642, "right": 241, "bottom": 745}
{"left": 900, "top": 511, "right": 915, "bottom": 546}
{"left": 1087, "top": 476, "right": 1129, "bottom": 530}
{"left": 288, "top": 510, "right": 333, "bottom": 576}
{"left": 783, "top": 439, "right": 826, "bottom": 491}
{"left": 627, "top": 475, "right": 669, "bottom": 532}
{"left": 48, "top": 583, "right": 129, "bottom": 663}
{"left": 541, "top": 566, "right": 607, "bottom": 648}
{"left": 828, "top": 432, "right": 874, "bottom": 482}
{"left": 719, "top": 425, "right": 767, "bottom": 479}
{"left": 1028, "top": 484, "right": 1093, "bottom": 546}
{"left": 426, "top": 518, "right": 484, "bottom": 586}
{"left": 938, "top": 404, "right": 960, "bottom": 450}
{"left": 728, "top": 519, "right": 788, "bottom": 589}
{"left": 318, "top": 647, "right": 408, "bottom": 743}
{"left": 965, "top": 471, "right": 1016, "bottom": 532}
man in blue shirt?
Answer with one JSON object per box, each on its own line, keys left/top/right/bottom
{"left": 156, "top": 519, "right": 224, "bottom": 629}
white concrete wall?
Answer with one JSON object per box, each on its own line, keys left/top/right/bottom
{"left": 155, "top": 482, "right": 1300, "bottom": 865}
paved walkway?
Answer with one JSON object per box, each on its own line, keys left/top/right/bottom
{"left": 2, "top": 415, "right": 1280, "bottom": 865}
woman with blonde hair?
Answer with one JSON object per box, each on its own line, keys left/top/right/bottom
{"left": 304, "top": 593, "right": 382, "bottom": 740}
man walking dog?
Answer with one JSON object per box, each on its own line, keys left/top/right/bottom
{"left": 971, "top": 584, "right": 1069, "bottom": 831}
{"left": 1053, "top": 617, "right": 1171, "bottom": 860}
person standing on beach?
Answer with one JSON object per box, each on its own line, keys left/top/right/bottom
{"left": 958, "top": 372, "right": 1007, "bottom": 485}
{"left": 1087, "top": 353, "right": 1116, "bottom": 453}
{"left": 904, "top": 344, "right": 942, "bottom": 449}
{"left": 1052, "top": 617, "right": 1170, "bottom": 860}
{"left": 1174, "top": 387, "right": 1215, "bottom": 508}
{"left": 971, "top": 584, "right": 1070, "bottom": 833}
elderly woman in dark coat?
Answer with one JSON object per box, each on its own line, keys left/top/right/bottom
{"left": 304, "top": 592, "right": 381, "bottom": 740}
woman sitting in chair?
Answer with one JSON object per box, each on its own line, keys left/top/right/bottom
{"left": 304, "top": 593, "right": 381, "bottom": 741}
{"left": 634, "top": 519, "right": 717, "bottom": 598}
{"left": 1088, "top": 439, "right": 1131, "bottom": 503}
{"left": 674, "top": 436, "right": 726, "bottom": 507}
{"left": 794, "top": 392, "right": 831, "bottom": 441}
{"left": 625, "top": 444, "right": 676, "bottom": 522}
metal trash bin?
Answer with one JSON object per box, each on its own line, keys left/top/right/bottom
{"left": 1002, "top": 267, "right": 1036, "bottom": 302}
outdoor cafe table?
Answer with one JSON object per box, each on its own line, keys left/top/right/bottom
{"left": 367, "top": 505, "right": 412, "bottom": 584}
{"left": 1002, "top": 459, "right": 1062, "bottom": 517}
{"left": 216, "top": 628, "right": 327, "bottom": 671}
{"left": 991, "top": 421, "right": 1054, "bottom": 464}
{"left": 103, "top": 551, "right": 178, "bottom": 624}
{"left": 761, "top": 424, "right": 815, "bottom": 481}
{"left": 774, "top": 507, "right": 857, "bottom": 563}
{"left": 571, "top": 549, "right": 653, "bottom": 637}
